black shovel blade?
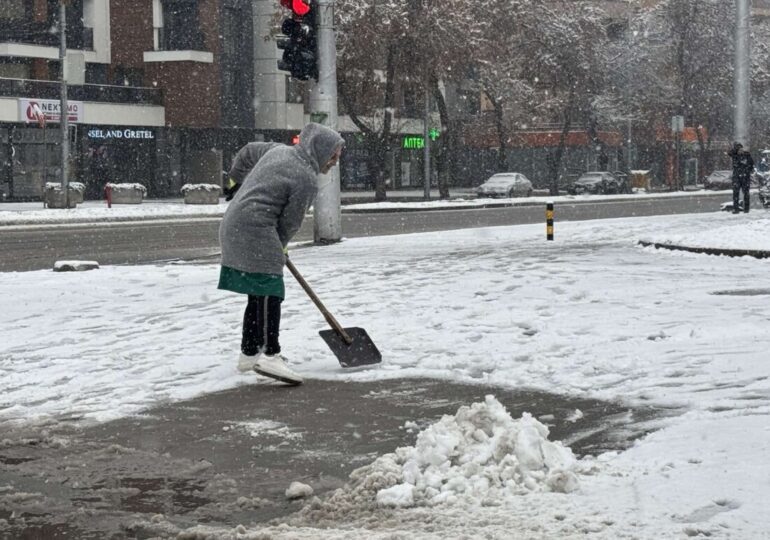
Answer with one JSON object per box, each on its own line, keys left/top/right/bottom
{"left": 319, "top": 327, "right": 382, "bottom": 368}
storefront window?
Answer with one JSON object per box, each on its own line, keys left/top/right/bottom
{"left": 82, "top": 127, "right": 157, "bottom": 199}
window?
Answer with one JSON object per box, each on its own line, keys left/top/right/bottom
{"left": 82, "top": 0, "right": 94, "bottom": 48}
{"left": 0, "top": 58, "right": 30, "bottom": 79}
{"left": 0, "top": 0, "right": 33, "bottom": 43}
{"left": 112, "top": 66, "right": 144, "bottom": 87}
{"left": 45, "top": 0, "right": 85, "bottom": 49}
{"left": 160, "top": 0, "right": 204, "bottom": 51}
{"left": 401, "top": 84, "right": 422, "bottom": 118}
{"left": 222, "top": 5, "right": 242, "bottom": 58}
{"left": 287, "top": 76, "right": 305, "bottom": 105}
{"left": 0, "top": 0, "right": 27, "bottom": 20}
{"left": 86, "top": 63, "right": 108, "bottom": 85}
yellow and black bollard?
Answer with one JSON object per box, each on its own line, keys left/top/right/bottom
{"left": 546, "top": 201, "right": 554, "bottom": 241}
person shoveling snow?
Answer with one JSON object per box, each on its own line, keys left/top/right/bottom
{"left": 218, "top": 122, "right": 344, "bottom": 385}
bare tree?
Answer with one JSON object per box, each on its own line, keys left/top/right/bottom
{"left": 337, "top": 0, "right": 488, "bottom": 199}
{"left": 623, "top": 1, "right": 769, "bottom": 177}
{"left": 522, "top": 3, "right": 609, "bottom": 195}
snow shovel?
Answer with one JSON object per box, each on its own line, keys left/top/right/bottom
{"left": 286, "top": 258, "right": 382, "bottom": 368}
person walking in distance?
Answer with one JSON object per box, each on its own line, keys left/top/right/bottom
{"left": 218, "top": 123, "right": 344, "bottom": 384}
{"left": 728, "top": 142, "right": 754, "bottom": 214}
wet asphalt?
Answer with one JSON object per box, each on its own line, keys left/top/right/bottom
{"left": 0, "top": 378, "right": 679, "bottom": 539}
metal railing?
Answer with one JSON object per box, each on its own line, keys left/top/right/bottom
{"left": 0, "top": 20, "right": 87, "bottom": 49}
{"left": 0, "top": 78, "right": 163, "bottom": 106}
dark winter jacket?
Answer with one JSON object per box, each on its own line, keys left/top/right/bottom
{"left": 219, "top": 123, "right": 344, "bottom": 275}
{"left": 223, "top": 142, "right": 282, "bottom": 200}
{"left": 229, "top": 142, "right": 282, "bottom": 185}
{"left": 729, "top": 148, "right": 755, "bottom": 182}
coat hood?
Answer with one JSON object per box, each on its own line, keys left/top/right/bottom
{"left": 297, "top": 123, "right": 345, "bottom": 173}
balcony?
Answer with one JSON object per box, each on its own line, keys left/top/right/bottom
{"left": 0, "top": 20, "right": 88, "bottom": 50}
{"left": 0, "top": 77, "right": 163, "bottom": 106}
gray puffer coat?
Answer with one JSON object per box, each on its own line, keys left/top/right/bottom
{"left": 219, "top": 123, "right": 344, "bottom": 275}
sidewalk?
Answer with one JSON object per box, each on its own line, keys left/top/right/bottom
{"left": 0, "top": 378, "right": 665, "bottom": 539}
{"left": 0, "top": 188, "right": 478, "bottom": 211}
{"left": 0, "top": 188, "right": 731, "bottom": 227}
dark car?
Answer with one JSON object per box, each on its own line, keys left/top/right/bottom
{"left": 703, "top": 170, "right": 732, "bottom": 190}
{"left": 569, "top": 171, "right": 627, "bottom": 195}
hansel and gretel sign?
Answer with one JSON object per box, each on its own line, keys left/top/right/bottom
{"left": 87, "top": 128, "right": 155, "bottom": 140}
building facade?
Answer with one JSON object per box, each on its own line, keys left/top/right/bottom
{"left": 2, "top": 0, "right": 266, "bottom": 200}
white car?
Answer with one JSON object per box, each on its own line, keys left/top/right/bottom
{"left": 703, "top": 170, "right": 733, "bottom": 190}
{"left": 476, "top": 173, "right": 533, "bottom": 198}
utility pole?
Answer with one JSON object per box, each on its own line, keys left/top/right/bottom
{"left": 59, "top": 0, "right": 70, "bottom": 207}
{"left": 423, "top": 73, "right": 431, "bottom": 200}
{"left": 310, "top": 0, "right": 341, "bottom": 244}
{"left": 734, "top": 0, "right": 750, "bottom": 147}
{"left": 625, "top": 0, "right": 633, "bottom": 171}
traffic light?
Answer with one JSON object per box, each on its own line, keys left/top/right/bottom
{"left": 277, "top": 0, "right": 317, "bottom": 81}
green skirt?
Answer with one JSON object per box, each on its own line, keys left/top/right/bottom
{"left": 218, "top": 265, "right": 285, "bottom": 298}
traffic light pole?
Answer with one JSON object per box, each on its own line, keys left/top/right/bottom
{"left": 423, "top": 72, "right": 430, "bottom": 200}
{"left": 310, "top": 0, "right": 341, "bottom": 244}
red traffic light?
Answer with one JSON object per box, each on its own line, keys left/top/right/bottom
{"left": 280, "top": 0, "right": 311, "bottom": 16}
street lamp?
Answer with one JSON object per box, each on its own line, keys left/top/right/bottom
{"left": 59, "top": 0, "right": 70, "bottom": 207}
{"left": 734, "top": 0, "right": 750, "bottom": 147}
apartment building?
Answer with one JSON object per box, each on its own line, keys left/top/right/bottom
{"left": 0, "top": 0, "right": 427, "bottom": 200}
{"left": 0, "top": 0, "right": 261, "bottom": 200}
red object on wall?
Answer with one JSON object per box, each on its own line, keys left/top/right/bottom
{"left": 280, "top": 0, "right": 311, "bottom": 16}
{"left": 463, "top": 128, "right": 623, "bottom": 149}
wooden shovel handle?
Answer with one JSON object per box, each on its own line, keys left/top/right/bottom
{"left": 285, "top": 258, "right": 353, "bottom": 345}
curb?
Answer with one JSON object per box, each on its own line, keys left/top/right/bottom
{"left": 638, "top": 240, "right": 770, "bottom": 259}
{"left": 340, "top": 194, "right": 695, "bottom": 214}
{"left": 0, "top": 192, "right": 731, "bottom": 227}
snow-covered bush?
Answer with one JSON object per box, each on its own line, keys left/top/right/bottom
{"left": 43, "top": 182, "right": 86, "bottom": 208}
{"left": 180, "top": 183, "right": 222, "bottom": 205}
{"left": 105, "top": 183, "right": 147, "bottom": 204}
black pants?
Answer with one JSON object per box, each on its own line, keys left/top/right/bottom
{"left": 242, "top": 295, "right": 282, "bottom": 356}
{"left": 733, "top": 179, "right": 750, "bottom": 212}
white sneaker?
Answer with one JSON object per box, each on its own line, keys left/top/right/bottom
{"left": 254, "top": 354, "right": 303, "bottom": 385}
{"left": 237, "top": 351, "right": 262, "bottom": 373}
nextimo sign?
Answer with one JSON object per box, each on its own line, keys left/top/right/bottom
{"left": 18, "top": 98, "right": 83, "bottom": 124}
{"left": 87, "top": 129, "right": 155, "bottom": 140}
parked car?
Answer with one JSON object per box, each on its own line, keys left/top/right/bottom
{"left": 703, "top": 170, "right": 733, "bottom": 190}
{"left": 476, "top": 173, "right": 533, "bottom": 198}
{"left": 569, "top": 171, "right": 627, "bottom": 195}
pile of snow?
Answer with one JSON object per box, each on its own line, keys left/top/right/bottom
{"left": 347, "top": 396, "right": 578, "bottom": 510}
{"left": 105, "top": 182, "right": 147, "bottom": 193}
{"left": 52, "top": 260, "right": 99, "bottom": 272}
{"left": 285, "top": 481, "right": 314, "bottom": 500}
{"left": 642, "top": 216, "right": 770, "bottom": 252}
{"left": 44, "top": 181, "right": 85, "bottom": 194}
{"left": 180, "top": 183, "right": 222, "bottom": 193}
